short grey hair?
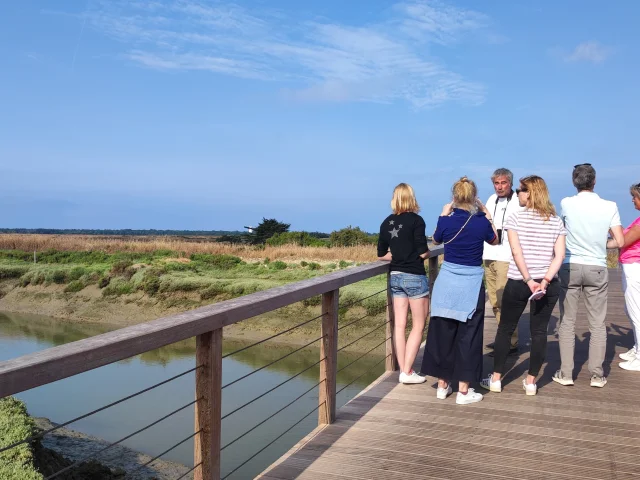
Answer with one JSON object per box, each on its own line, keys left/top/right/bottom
{"left": 630, "top": 182, "right": 640, "bottom": 198}
{"left": 573, "top": 164, "right": 596, "bottom": 191}
{"left": 491, "top": 168, "right": 513, "bottom": 185}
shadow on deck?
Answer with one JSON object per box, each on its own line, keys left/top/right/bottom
{"left": 258, "top": 269, "right": 640, "bottom": 480}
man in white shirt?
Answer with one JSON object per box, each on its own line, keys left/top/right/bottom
{"left": 553, "top": 164, "right": 625, "bottom": 388}
{"left": 483, "top": 168, "right": 525, "bottom": 354}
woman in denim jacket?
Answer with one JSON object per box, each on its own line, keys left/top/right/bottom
{"left": 378, "top": 183, "right": 430, "bottom": 384}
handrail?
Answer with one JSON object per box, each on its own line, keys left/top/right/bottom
{"left": 0, "top": 244, "right": 444, "bottom": 480}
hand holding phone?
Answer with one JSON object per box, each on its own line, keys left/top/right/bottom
{"left": 528, "top": 290, "right": 546, "bottom": 301}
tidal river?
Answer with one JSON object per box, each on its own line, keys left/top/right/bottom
{"left": 0, "top": 311, "right": 386, "bottom": 478}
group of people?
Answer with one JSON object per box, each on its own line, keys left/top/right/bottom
{"left": 377, "top": 164, "right": 640, "bottom": 404}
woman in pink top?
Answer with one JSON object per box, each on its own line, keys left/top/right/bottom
{"left": 615, "top": 183, "right": 640, "bottom": 370}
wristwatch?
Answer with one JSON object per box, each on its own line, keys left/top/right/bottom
{"left": 523, "top": 277, "right": 533, "bottom": 284}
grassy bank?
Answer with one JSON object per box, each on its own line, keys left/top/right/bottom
{"left": 0, "top": 246, "right": 388, "bottom": 350}
{"left": 0, "top": 397, "right": 125, "bottom": 479}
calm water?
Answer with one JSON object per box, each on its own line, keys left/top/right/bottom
{"left": 0, "top": 312, "right": 386, "bottom": 479}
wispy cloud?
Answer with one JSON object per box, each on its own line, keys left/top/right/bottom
{"left": 60, "top": 0, "right": 495, "bottom": 109}
{"left": 564, "top": 41, "right": 611, "bottom": 64}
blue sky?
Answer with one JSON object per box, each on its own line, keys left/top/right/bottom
{"left": 1, "top": 0, "right": 639, "bottom": 233}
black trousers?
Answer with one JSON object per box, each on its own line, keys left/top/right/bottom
{"left": 421, "top": 284, "right": 485, "bottom": 383}
{"left": 493, "top": 278, "right": 560, "bottom": 377}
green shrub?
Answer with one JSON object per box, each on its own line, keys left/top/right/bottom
{"left": 189, "top": 254, "right": 242, "bottom": 270}
{"left": 270, "top": 260, "right": 287, "bottom": 270}
{"left": 300, "top": 261, "right": 308, "bottom": 267}
{"left": 329, "top": 226, "right": 374, "bottom": 247}
{"left": 68, "top": 266, "right": 87, "bottom": 281}
{"left": 98, "top": 276, "right": 110, "bottom": 289}
{"left": 64, "top": 280, "right": 85, "bottom": 293}
{"left": 264, "top": 257, "right": 271, "bottom": 264}
{"left": 0, "top": 265, "right": 30, "bottom": 279}
{"left": 19, "top": 276, "right": 31, "bottom": 287}
{"left": 339, "top": 260, "right": 350, "bottom": 269}
{"left": 0, "top": 397, "right": 41, "bottom": 480}
{"left": 51, "top": 270, "right": 67, "bottom": 284}
{"left": 230, "top": 285, "right": 245, "bottom": 296}
{"left": 307, "top": 262, "right": 321, "bottom": 271}
{"left": 102, "top": 279, "right": 134, "bottom": 297}
{"left": 266, "top": 231, "right": 329, "bottom": 247}
{"left": 326, "top": 263, "right": 337, "bottom": 270}
{"left": 110, "top": 260, "right": 133, "bottom": 276}
{"left": 200, "top": 283, "right": 228, "bottom": 300}
{"left": 363, "top": 296, "right": 387, "bottom": 316}
{"left": 302, "top": 295, "right": 322, "bottom": 307}
{"left": 163, "top": 262, "right": 196, "bottom": 272}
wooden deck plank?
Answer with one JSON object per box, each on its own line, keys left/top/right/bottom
{"left": 258, "top": 269, "right": 639, "bottom": 480}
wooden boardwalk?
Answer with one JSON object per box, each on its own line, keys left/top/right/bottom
{"left": 259, "top": 269, "right": 640, "bottom": 480}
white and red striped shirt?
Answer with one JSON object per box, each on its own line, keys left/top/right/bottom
{"left": 504, "top": 210, "right": 566, "bottom": 280}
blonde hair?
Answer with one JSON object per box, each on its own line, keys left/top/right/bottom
{"left": 630, "top": 183, "right": 640, "bottom": 199}
{"left": 520, "top": 175, "right": 556, "bottom": 220}
{"left": 391, "top": 183, "right": 420, "bottom": 214}
{"left": 452, "top": 176, "right": 477, "bottom": 212}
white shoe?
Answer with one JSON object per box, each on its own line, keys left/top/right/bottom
{"left": 619, "top": 358, "right": 640, "bottom": 371}
{"left": 479, "top": 375, "right": 501, "bottom": 393}
{"left": 456, "top": 388, "right": 483, "bottom": 405}
{"left": 399, "top": 370, "right": 427, "bottom": 384}
{"left": 590, "top": 375, "right": 607, "bottom": 388}
{"left": 619, "top": 347, "right": 637, "bottom": 361}
{"left": 522, "top": 379, "right": 537, "bottom": 396}
{"left": 552, "top": 370, "right": 574, "bottom": 386}
{"left": 436, "top": 385, "right": 452, "bottom": 400}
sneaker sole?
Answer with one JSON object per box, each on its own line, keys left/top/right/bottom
{"left": 523, "top": 387, "right": 537, "bottom": 396}
{"left": 590, "top": 381, "right": 607, "bottom": 388}
{"left": 619, "top": 364, "right": 640, "bottom": 371}
{"left": 552, "top": 377, "right": 574, "bottom": 386}
{"left": 401, "top": 379, "right": 427, "bottom": 385}
{"left": 456, "top": 398, "right": 483, "bottom": 405}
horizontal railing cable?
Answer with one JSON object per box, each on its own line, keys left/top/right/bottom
{"left": 221, "top": 357, "right": 325, "bottom": 421}
{"left": 336, "top": 320, "right": 388, "bottom": 353}
{"left": 222, "top": 334, "right": 324, "bottom": 390}
{"left": 337, "top": 306, "right": 389, "bottom": 332}
{"left": 222, "top": 404, "right": 321, "bottom": 480}
{"left": 222, "top": 312, "right": 325, "bottom": 359}
{"left": 175, "top": 463, "right": 201, "bottom": 480}
{"left": 336, "top": 336, "right": 391, "bottom": 375}
{"left": 45, "top": 398, "right": 201, "bottom": 480}
{"left": 336, "top": 354, "right": 390, "bottom": 396}
{"left": 339, "top": 288, "right": 387, "bottom": 310}
{"left": 0, "top": 366, "right": 200, "bottom": 455}
{"left": 221, "top": 379, "right": 322, "bottom": 452}
{"left": 128, "top": 430, "right": 201, "bottom": 476}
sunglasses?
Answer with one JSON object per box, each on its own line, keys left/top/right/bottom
{"left": 574, "top": 163, "right": 592, "bottom": 169}
{"left": 516, "top": 187, "right": 528, "bottom": 194}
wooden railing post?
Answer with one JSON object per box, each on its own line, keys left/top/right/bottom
{"left": 319, "top": 289, "right": 338, "bottom": 425}
{"left": 386, "top": 272, "right": 398, "bottom": 372}
{"left": 194, "top": 329, "right": 222, "bottom": 480}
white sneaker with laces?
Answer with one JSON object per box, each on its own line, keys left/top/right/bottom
{"left": 619, "top": 358, "right": 640, "bottom": 371}
{"left": 436, "top": 385, "right": 452, "bottom": 400}
{"left": 522, "top": 379, "right": 537, "bottom": 396}
{"left": 619, "top": 348, "right": 637, "bottom": 362}
{"left": 455, "top": 388, "right": 483, "bottom": 405}
{"left": 479, "top": 375, "right": 501, "bottom": 393}
{"left": 399, "top": 370, "right": 427, "bottom": 384}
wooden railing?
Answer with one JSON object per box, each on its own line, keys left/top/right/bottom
{"left": 0, "top": 245, "right": 443, "bottom": 479}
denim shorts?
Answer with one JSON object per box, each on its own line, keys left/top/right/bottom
{"left": 390, "top": 272, "right": 429, "bottom": 299}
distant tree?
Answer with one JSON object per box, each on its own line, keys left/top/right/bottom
{"left": 329, "top": 226, "right": 374, "bottom": 247}
{"left": 251, "top": 218, "right": 290, "bottom": 245}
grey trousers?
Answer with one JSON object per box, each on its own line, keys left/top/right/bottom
{"left": 558, "top": 263, "right": 609, "bottom": 378}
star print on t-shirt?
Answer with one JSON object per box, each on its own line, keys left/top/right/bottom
{"left": 389, "top": 220, "right": 394, "bottom": 225}
{"left": 389, "top": 227, "right": 400, "bottom": 238}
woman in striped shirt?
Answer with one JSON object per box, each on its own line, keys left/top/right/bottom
{"left": 481, "top": 175, "right": 566, "bottom": 396}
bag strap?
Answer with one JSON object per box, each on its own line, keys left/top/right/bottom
{"left": 443, "top": 213, "right": 473, "bottom": 245}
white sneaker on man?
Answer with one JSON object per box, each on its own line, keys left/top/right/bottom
{"left": 455, "top": 388, "right": 483, "bottom": 405}
{"left": 399, "top": 370, "right": 427, "bottom": 384}
{"left": 479, "top": 375, "right": 501, "bottom": 393}
{"left": 522, "top": 379, "right": 537, "bottom": 396}
{"left": 619, "top": 348, "right": 637, "bottom": 362}
{"left": 436, "top": 385, "right": 452, "bottom": 400}
{"left": 552, "top": 370, "right": 574, "bottom": 386}
{"left": 619, "top": 358, "right": 640, "bottom": 371}
{"left": 590, "top": 375, "right": 607, "bottom": 388}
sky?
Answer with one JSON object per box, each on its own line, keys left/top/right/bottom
{"left": 1, "top": 0, "right": 639, "bottom": 233}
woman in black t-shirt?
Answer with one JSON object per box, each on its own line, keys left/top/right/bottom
{"left": 377, "top": 183, "right": 429, "bottom": 384}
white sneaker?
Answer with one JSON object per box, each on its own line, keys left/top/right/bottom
{"left": 619, "top": 358, "right": 640, "bottom": 371}
{"left": 522, "top": 379, "right": 537, "bottom": 396}
{"left": 619, "top": 347, "right": 637, "bottom": 361}
{"left": 455, "top": 388, "right": 483, "bottom": 405}
{"left": 590, "top": 375, "right": 607, "bottom": 388}
{"left": 552, "top": 370, "right": 574, "bottom": 386}
{"left": 479, "top": 375, "right": 502, "bottom": 393}
{"left": 399, "top": 370, "right": 427, "bottom": 384}
{"left": 436, "top": 385, "right": 452, "bottom": 400}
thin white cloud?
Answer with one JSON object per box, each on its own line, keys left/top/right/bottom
{"left": 565, "top": 41, "right": 611, "bottom": 64}
{"left": 60, "top": 0, "right": 495, "bottom": 109}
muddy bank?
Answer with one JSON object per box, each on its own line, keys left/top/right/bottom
{"left": 34, "top": 418, "right": 192, "bottom": 480}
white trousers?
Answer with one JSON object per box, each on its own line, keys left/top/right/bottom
{"left": 622, "top": 263, "right": 640, "bottom": 358}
